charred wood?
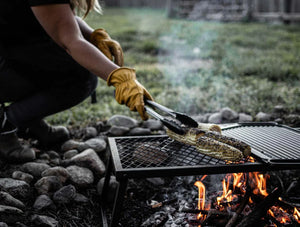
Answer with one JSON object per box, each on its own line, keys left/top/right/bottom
{"left": 225, "top": 186, "right": 251, "bottom": 227}
{"left": 236, "top": 187, "right": 281, "bottom": 227}
{"left": 276, "top": 199, "right": 300, "bottom": 212}
{"left": 180, "top": 208, "right": 229, "bottom": 217}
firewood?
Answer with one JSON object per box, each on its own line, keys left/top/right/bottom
{"left": 181, "top": 208, "right": 230, "bottom": 217}
{"left": 236, "top": 187, "right": 281, "bottom": 227}
{"left": 225, "top": 186, "right": 251, "bottom": 227}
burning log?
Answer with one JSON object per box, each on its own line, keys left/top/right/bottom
{"left": 180, "top": 208, "right": 228, "bottom": 217}
{"left": 277, "top": 198, "right": 300, "bottom": 212}
{"left": 225, "top": 186, "right": 251, "bottom": 227}
{"left": 236, "top": 187, "right": 281, "bottom": 227}
{"left": 184, "top": 208, "right": 232, "bottom": 226}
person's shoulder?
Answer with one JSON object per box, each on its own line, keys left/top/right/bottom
{"left": 28, "top": 0, "right": 70, "bottom": 7}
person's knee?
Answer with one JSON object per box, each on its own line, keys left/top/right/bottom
{"left": 67, "top": 71, "right": 98, "bottom": 103}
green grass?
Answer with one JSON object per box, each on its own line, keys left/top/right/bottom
{"left": 47, "top": 8, "right": 300, "bottom": 126}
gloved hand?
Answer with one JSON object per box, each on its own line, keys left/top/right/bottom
{"left": 107, "top": 67, "right": 154, "bottom": 120}
{"left": 90, "top": 28, "right": 124, "bottom": 66}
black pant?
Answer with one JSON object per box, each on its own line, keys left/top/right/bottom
{"left": 0, "top": 40, "right": 98, "bottom": 128}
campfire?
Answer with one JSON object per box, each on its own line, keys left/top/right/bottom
{"left": 189, "top": 169, "right": 300, "bottom": 226}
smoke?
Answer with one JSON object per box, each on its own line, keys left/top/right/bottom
{"left": 155, "top": 22, "right": 228, "bottom": 115}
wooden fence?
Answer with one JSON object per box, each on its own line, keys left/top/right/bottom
{"left": 101, "top": 0, "right": 300, "bottom": 23}
{"left": 101, "top": 0, "right": 167, "bottom": 8}
{"left": 253, "top": 0, "right": 300, "bottom": 22}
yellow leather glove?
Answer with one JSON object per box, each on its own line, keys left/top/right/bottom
{"left": 107, "top": 67, "right": 154, "bottom": 120}
{"left": 90, "top": 28, "right": 124, "bottom": 66}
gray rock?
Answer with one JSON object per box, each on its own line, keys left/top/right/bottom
{"left": 97, "top": 176, "right": 118, "bottom": 203}
{"left": 95, "top": 121, "right": 105, "bottom": 132}
{"left": 49, "top": 158, "right": 61, "bottom": 166}
{"left": 273, "top": 105, "right": 288, "bottom": 114}
{"left": 272, "top": 105, "right": 288, "bottom": 119}
{"left": 0, "top": 191, "right": 25, "bottom": 210}
{"left": 208, "top": 112, "right": 222, "bottom": 124}
{"left": 0, "top": 178, "right": 30, "bottom": 199}
{"left": 53, "top": 185, "right": 76, "bottom": 204}
{"left": 69, "top": 149, "right": 106, "bottom": 176}
{"left": 128, "top": 127, "right": 152, "bottom": 136}
{"left": 284, "top": 114, "right": 300, "bottom": 127}
{"left": 84, "top": 138, "right": 107, "bottom": 153}
{"left": 73, "top": 193, "right": 89, "bottom": 204}
{"left": 238, "top": 113, "right": 253, "bottom": 123}
{"left": 34, "top": 176, "right": 63, "bottom": 195}
{"left": 63, "top": 149, "right": 79, "bottom": 159}
{"left": 35, "top": 159, "right": 50, "bottom": 165}
{"left": 255, "top": 112, "right": 272, "bottom": 122}
{"left": 84, "top": 127, "right": 98, "bottom": 139}
{"left": 0, "top": 222, "right": 8, "bottom": 227}
{"left": 146, "top": 178, "right": 165, "bottom": 186}
{"left": 192, "top": 115, "right": 207, "bottom": 123}
{"left": 0, "top": 205, "right": 24, "bottom": 224}
{"left": 66, "top": 166, "right": 94, "bottom": 187}
{"left": 11, "top": 171, "right": 34, "bottom": 184}
{"left": 41, "top": 167, "right": 70, "bottom": 184}
{"left": 31, "top": 214, "right": 58, "bottom": 227}
{"left": 47, "top": 150, "right": 60, "bottom": 159}
{"left": 274, "top": 118, "right": 283, "bottom": 124}
{"left": 203, "top": 113, "right": 212, "bottom": 123}
{"left": 221, "top": 107, "right": 238, "bottom": 122}
{"left": 296, "top": 104, "right": 300, "bottom": 114}
{"left": 108, "top": 125, "right": 130, "bottom": 136}
{"left": 61, "top": 139, "right": 88, "bottom": 152}
{"left": 142, "top": 119, "right": 163, "bottom": 131}
{"left": 21, "top": 162, "right": 51, "bottom": 178}
{"left": 39, "top": 153, "right": 50, "bottom": 160}
{"left": 107, "top": 115, "right": 138, "bottom": 128}
{"left": 33, "top": 195, "right": 56, "bottom": 211}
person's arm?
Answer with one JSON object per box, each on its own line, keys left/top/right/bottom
{"left": 31, "top": 4, "right": 153, "bottom": 120}
{"left": 75, "top": 16, "right": 93, "bottom": 41}
{"left": 31, "top": 4, "right": 118, "bottom": 81}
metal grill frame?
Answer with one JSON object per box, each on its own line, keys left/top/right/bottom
{"left": 108, "top": 123, "right": 300, "bottom": 180}
{"left": 101, "top": 122, "right": 300, "bottom": 227}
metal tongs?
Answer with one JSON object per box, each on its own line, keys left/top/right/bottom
{"left": 145, "top": 100, "right": 198, "bottom": 135}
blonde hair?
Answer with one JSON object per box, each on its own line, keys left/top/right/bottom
{"left": 70, "top": 0, "right": 102, "bottom": 18}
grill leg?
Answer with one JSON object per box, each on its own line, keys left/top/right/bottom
{"left": 110, "top": 177, "right": 128, "bottom": 227}
{"left": 102, "top": 155, "right": 113, "bottom": 201}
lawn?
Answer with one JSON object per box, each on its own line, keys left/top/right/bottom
{"left": 47, "top": 7, "right": 300, "bottom": 126}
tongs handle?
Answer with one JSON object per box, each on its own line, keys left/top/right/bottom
{"left": 145, "top": 100, "right": 198, "bottom": 128}
{"left": 145, "top": 100, "right": 175, "bottom": 117}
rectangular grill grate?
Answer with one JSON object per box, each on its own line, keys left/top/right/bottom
{"left": 108, "top": 123, "right": 300, "bottom": 178}
{"left": 222, "top": 123, "right": 300, "bottom": 162}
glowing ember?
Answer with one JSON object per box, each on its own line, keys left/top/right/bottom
{"left": 268, "top": 206, "right": 292, "bottom": 224}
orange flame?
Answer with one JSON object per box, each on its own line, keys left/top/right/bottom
{"left": 194, "top": 180, "right": 206, "bottom": 211}
{"left": 217, "top": 177, "right": 233, "bottom": 207}
{"left": 294, "top": 207, "right": 300, "bottom": 223}
{"left": 250, "top": 172, "right": 269, "bottom": 197}
{"left": 194, "top": 175, "right": 208, "bottom": 221}
{"left": 232, "top": 173, "right": 244, "bottom": 191}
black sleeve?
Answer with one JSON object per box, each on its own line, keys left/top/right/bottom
{"left": 28, "top": 0, "right": 70, "bottom": 6}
